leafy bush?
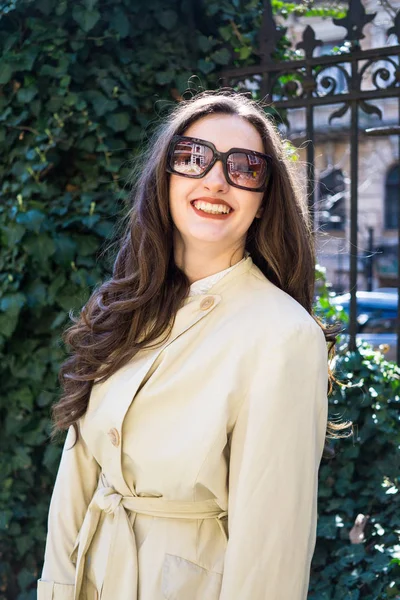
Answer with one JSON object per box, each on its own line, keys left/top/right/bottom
{"left": 310, "top": 344, "right": 400, "bottom": 600}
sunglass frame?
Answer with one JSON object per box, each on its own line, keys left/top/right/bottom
{"left": 166, "top": 135, "right": 273, "bottom": 192}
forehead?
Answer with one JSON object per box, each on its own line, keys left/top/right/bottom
{"left": 182, "top": 114, "right": 264, "bottom": 154}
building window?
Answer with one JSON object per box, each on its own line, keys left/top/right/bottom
{"left": 317, "top": 167, "right": 346, "bottom": 231}
{"left": 385, "top": 165, "right": 399, "bottom": 230}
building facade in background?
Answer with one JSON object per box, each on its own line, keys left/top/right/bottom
{"left": 284, "top": 0, "right": 399, "bottom": 292}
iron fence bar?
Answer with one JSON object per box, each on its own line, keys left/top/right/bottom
{"left": 221, "top": 44, "right": 400, "bottom": 78}
{"left": 365, "top": 124, "right": 400, "bottom": 364}
{"left": 349, "top": 82, "right": 359, "bottom": 352}
{"left": 306, "top": 42, "right": 316, "bottom": 226}
{"left": 226, "top": 86, "right": 400, "bottom": 110}
{"left": 306, "top": 103, "right": 315, "bottom": 226}
{"left": 266, "top": 88, "right": 400, "bottom": 109}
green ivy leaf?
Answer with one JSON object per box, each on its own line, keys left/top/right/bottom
{"left": 11, "top": 446, "right": 32, "bottom": 470}
{"left": 72, "top": 6, "right": 101, "bottom": 33}
{"left": 110, "top": 9, "right": 130, "bottom": 38}
{"left": 16, "top": 209, "right": 45, "bottom": 233}
{"left": 155, "top": 9, "right": 178, "bottom": 30}
{"left": 17, "top": 567, "right": 36, "bottom": 590}
{"left": 0, "top": 223, "right": 26, "bottom": 246}
{"left": 197, "top": 58, "right": 216, "bottom": 74}
{"left": 56, "top": 282, "right": 86, "bottom": 312}
{"left": 210, "top": 47, "right": 231, "bottom": 65}
{"left": 197, "top": 35, "right": 217, "bottom": 53}
{"left": 16, "top": 47, "right": 40, "bottom": 71}
{"left": 43, "top": 443, "right": 62, "bottom": 473}
{"left": 238, "top": 46, "right": 252, "bottom": 60}
{"left": 0, "top": 313, "right": 19, "bottom": 338}
{"left": 26, "top": 281, "right": 47, "bottom": 308}
{"left": 56, "top": 1, "right": 68, "bottom": 16}
{"left": 23, "top": 234, "right": 56, "bottom": 262}
{"left": 125, "top": 125, "right": 142, "bottom": 142}
{"left": 0, "top": 510, "right": 13, "bottom": 531}
{"left": 85, "top": 90, "right": 118, "bottom": 117}
{"left": 155, "top": 70, "right": 175, "bottom": 85}
{"left": 0, "top": 292, "right": 26, "bottom": 316}
{"left": 16, "top": 86, "right": 38, "bottom": 103}
{"left": 0, "top": 62, "right": 13, "bottom": 84}
{"left": 106, "top": 111, "right": 130, "bottom": 132}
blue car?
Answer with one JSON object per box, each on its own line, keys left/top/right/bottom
{"left": 331, "top": 291, "right": 398, "bottom": 361}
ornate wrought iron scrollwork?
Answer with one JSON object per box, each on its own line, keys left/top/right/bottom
{"left": 328, "top": 103, "right": 350, "bottom": 124}
{"left": 315, "top": 64, "right": 351, "bottom": 97}
{"left": 269, "top": 69, "right": 307, "bottom": 101}
{"left": 269, "top": 63, "right": 351, "bottom": 102}
{"left": 358, "top": 57, "right": 400, "bottom": 91}
{"left": 356, "top": 57, "right": 400, "bottom": 117}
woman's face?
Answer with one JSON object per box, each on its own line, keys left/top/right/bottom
{"left": 168, "top": 114, "right": 265, "bottom": 257}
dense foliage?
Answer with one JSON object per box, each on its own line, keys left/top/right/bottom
{"left": 310, "top": 344, "right": 400, "bottom": 600}
{"left": 0, "top": 1, "right": 397, "bottom": 599}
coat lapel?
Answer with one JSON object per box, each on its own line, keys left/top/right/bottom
{"left": 115, "top": 294, "right": 222, "bottom": 426}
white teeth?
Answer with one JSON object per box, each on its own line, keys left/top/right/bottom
{"left": 192, "top": 201, "right": 232, "bottom": 214}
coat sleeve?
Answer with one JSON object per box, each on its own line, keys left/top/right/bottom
{"left": 219, "top": 322, "right": 328, "bottom": 600}
{"left": 37, "top": 423, "right": 100, "bottom": 600}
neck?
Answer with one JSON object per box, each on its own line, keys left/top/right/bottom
{"left": 174, "top": 238, "right": 245, "bottom": 285}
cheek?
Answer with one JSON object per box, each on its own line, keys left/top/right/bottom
{"left": 239, "top": 191, "right": 264, "bottom": 220}
{"left": 168, "top": 176, "right": 195, "bottom": 229}
{"left": 168, "top": 175, "right": 192, "bottom": 208}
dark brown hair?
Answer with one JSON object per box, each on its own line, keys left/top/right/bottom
{"left": 53, "top": 89, "right": 348, "bottom": 444}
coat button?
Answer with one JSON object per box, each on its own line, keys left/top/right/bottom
{"left": 200, "top": 297, "right": 214, "bottom": 311}
{"left": 108, "top": 428, "right": 120, "bottom": 447}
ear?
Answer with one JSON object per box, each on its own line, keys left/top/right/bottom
{"left": 255, "top": 207, "right": 264, "bottom": 219}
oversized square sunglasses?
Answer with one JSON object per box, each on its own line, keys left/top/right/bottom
{"left": 166, "top": 135, "right": 273, "bottom": 192}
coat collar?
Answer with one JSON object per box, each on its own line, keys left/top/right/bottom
{"left": 183, "top": 254, "right": 255, "bottom": 305}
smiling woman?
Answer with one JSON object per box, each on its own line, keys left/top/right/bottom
{"left": 38, "top": 90, "right": 345, "bottom": 600}
{"left": 167, "top": 117, "right": 269, "bottom": 282}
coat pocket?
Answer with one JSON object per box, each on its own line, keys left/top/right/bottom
{"left": 161, "top": 553, "right": 222, "bottom": 600}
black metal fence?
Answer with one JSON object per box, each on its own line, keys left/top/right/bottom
{"left": 221, "top": 0, "right": 400, "bottom": 364}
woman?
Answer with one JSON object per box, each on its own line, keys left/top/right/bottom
{"left": 38, "top": 90, "right": 339, "bottom": 600}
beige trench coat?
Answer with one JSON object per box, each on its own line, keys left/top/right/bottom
{"left": 37, "top": 256, "right": 328, "bottom": 600}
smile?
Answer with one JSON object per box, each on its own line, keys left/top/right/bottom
{"left": 191, "top": 200, "right": 233, "bottom": 218}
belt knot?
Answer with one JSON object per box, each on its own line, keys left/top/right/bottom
{"left": 93, "top": 486, "right": 123, "bottom": 514}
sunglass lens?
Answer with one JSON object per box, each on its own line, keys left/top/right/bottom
{"left": 227, "top": 153, "right": 268, "bottom": 189}
{"left": 170, "top": 140, "right": 213, "bottom": 176}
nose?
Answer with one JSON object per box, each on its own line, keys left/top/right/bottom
{"left": 202, "top": 160, "right": 229, "bottom": 193}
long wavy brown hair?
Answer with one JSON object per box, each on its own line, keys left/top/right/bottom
{"left": 53, "top": 89, "right": 349, "bottom": 446}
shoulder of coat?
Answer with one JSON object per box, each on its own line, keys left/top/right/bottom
{"left": 236, "top": 263, "right": 320, "bottom": 335}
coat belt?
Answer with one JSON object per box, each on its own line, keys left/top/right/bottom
{"left": 70, "top": 477, "right": 227, "bottom": 600}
